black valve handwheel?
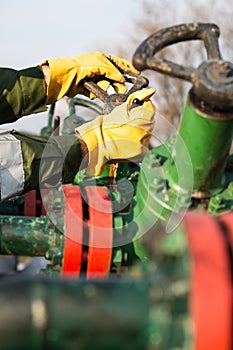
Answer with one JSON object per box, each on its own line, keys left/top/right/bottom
{"left": 132, "top": 22, "right": 221, "bottom": 83}
{"left": 132, "top": 22, "right": 233, "bottom": 111}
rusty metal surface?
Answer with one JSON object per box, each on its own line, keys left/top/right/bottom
{"left": 83, "top": 72, "right": 149, "bottom": 113}
{"left": 133, "top": 22, "right": 221, "bottom": 78}
{"left": 0, "top": 216, "right": 52, "bottom": 257}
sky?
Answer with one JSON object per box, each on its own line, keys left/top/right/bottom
{"left": 1, "top": 0, "right": 142, "bottom": 68}
{"left": 0, "top": 0, "right": 231, "bottom": 134}
{"left": 0, "top": 0, "right": 144, "bottom": 133}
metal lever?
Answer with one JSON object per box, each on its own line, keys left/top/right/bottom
{"left": 83, "top": 72, "right": 149, "bottom": 114}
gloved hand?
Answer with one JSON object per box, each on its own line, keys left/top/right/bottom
{"left": 41, "top": 51, "right": 139, "bottom": 104}
{"left": 75, "top": 88, "right": 156, "bottom": 177}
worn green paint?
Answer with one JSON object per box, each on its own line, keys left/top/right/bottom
{"left": 169, "top": 97, "right": 233, "bottom": 197}
{"left": 131, "top": 94, "right": 233, "bottom": 235}
{"left": 0, "top": 216, "right": 63, "bottom": 259}
{"left": 131, "top": 146, "right": 191, "bottom": 240}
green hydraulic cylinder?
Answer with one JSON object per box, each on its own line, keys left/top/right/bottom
{"left": 166, "top": 93, "right": 233, "bottom": 198}
{"left": 132, "top": 22, "right": 233, "bottom": 207}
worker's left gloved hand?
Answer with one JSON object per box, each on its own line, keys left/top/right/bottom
{"left": 75, "top": 88, "right": 156, "bottom": 177}
{"left": 41, "top": 51, "right": 139, "bottom": 104}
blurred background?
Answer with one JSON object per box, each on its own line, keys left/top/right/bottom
{"left": 1, "top": 0, "right": 233, "bottom": 141}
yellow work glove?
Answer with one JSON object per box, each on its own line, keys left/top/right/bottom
{"left": 41, "top": 51, "right": 139, "bottom": 104}
{"left": 75, "top": 88, "right": 156, "bottom": 177}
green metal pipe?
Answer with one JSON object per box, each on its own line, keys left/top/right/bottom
{"left": 0, "top": 278, "right": 149, "bottom": 350}
{"left": 0, "top": 216, "right": 57, "bottom": 257}
{"left": 166, "top": 95, "right": 233, "bottom": 198}
{"left": 0, "top": 225, "right": 190, "bottom": 350}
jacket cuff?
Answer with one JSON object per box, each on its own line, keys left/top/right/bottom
{"left": 18, "top": 66, "right": 47, "bottom": 115}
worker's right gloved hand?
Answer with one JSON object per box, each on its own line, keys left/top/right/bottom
{"left": 41, "top": 51, "right": 139, "bottom": 104}
{"left": 75, "top": 88, "right": 156, "bottom": 177}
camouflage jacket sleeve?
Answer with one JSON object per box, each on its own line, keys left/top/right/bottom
{"left": 0, "top": 66, "right": 47, "bottom": 124}
{"left": 0, "top": 130, "right": 83, "bottom": 200}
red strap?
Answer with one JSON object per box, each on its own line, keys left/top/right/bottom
{"left": 24, "top": 189, "right": 51, "bottom": 217}
{"left": 184, "top": 211, "right": 232, "bottom": 350}
{"left": 219, "top": 211, "right": 233, "bottom": 345}
{"left": 40, "top": 189, "right": 51, "bottom": 216}
{"left": 85, "top": 186, "right": 113, "bottom": 279}
{"left": 220, "top": 211, "right": 233, "bottom": 252}
{"left": 61, "top": 185, "right": 83, "bottom": 278}
{"left": 24, "top": 190, "right": 37, "bottom": 216}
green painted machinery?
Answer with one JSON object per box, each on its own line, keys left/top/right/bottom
{"left": 0, "top": 22, "right": 232, "bottom": 349}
